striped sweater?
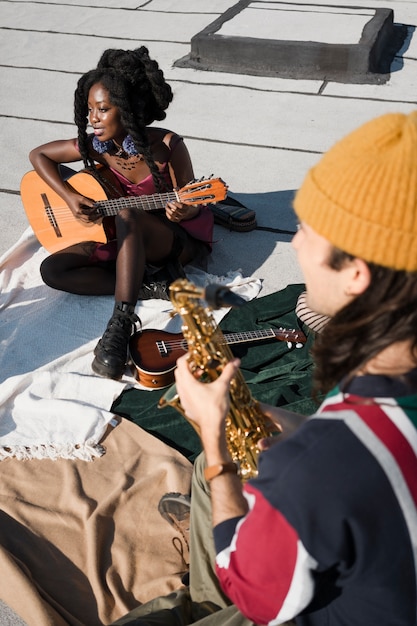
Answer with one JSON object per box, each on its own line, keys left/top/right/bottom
{"left": 213, "top": 373, "right": 417, "bottom": 625}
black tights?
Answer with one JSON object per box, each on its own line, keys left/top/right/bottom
{"left": 40, "top": 208, "right": 202, "bottom": 302}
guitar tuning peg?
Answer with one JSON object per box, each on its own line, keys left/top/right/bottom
{"left": 286, "top": 341, "right": 293, "bottom": 349}
{"left": 295, "top": 342, "right": 304, "bottom": 349}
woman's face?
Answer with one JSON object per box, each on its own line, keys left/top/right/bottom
{"left": 87, "top": 82, "right": 126, "bottom": 145}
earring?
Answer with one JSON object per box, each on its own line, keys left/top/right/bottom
{"left": 92, "top": 136, "right": 114, "bottom": 154}
{"left": 122, "top": 135, "right": 139, "bottom": 156}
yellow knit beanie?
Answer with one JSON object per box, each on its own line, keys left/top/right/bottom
{"left": 293, "top": 111, "right": 417, "bottom": 272}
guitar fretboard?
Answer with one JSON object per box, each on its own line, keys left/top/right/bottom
{"left": 96, "top": 191, "right": 178, "bottom": 216}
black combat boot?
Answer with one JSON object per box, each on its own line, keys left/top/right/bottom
{"left": 92, "top": 302, "right": 140, "bottom": 380}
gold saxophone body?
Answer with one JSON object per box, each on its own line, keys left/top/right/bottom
{"left": 159, "top": 278, "right": 274, "bottom": 481}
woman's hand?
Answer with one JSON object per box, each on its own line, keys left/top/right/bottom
{"left": 166, "top": 201, "right": 199, "bottom": 223}
{"left": 28, "top": 138, "right": 100, "bottom": 223}
{"left": 66, "top": 193, "right": 100, "bottom": 223}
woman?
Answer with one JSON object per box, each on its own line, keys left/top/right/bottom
{"left": 29, "top": 47, "right": 214, "bottom": 380}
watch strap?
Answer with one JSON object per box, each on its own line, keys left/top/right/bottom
{"left": 204, "top": 461, "right": 239, "bottom": 482}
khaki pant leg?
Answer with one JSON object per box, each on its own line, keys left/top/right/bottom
{"left": 189, "top": 455, "right": 296, "bottom": 626}
{"left": 111, "top": 588, "right": 255, "bottom": 626}
{"left": 111, "top": 453, "right": 296, "bottom": 626}
{"left": 188, "top": 452, "right": 231, "bottom": 608}
{"left": 111, "top": 588, "right": 226, "bottom": 626}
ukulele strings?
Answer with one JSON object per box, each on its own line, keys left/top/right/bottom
{"left": 155, "top": 329, "right": 299, "bottom": 354}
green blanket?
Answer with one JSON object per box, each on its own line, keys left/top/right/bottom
{"left": 112, "top": 284, "right": 319, "bottom": 462}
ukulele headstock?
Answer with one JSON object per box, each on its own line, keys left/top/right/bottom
{"left": 275, "top": 327, "right": 307, "bottom": 349}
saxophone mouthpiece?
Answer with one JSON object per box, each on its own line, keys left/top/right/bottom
{"left": 204, "top": 284, "right": 247, "bottom": 309}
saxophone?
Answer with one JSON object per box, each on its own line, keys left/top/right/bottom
{"left": 158, "top": 278, "right": 274, "bottom": 480}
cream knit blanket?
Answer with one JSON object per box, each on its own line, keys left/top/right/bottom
{"left": 0, "top": 229, "right": 261, "bottom": 460}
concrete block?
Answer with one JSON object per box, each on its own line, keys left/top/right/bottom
{"left": 175, "top": 1, "right": 407, "bottom": 84}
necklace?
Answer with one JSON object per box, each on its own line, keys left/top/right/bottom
{"left": 114, "top": 154, "right": 145, "bottom": 171}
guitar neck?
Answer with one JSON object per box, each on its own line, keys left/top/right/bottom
{"left": 222, "top": 328, "right": 305, "bottom": 345}
{"left": 96, "top": 191, "right": 178, "bottom": 216}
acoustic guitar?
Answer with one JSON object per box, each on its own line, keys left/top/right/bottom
{"left": 20, "top": 168, "right": 228, "bottom": 253}
{"left": 129, "top": 327, "right": 307, "bottom": 388}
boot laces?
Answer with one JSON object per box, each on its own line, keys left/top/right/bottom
{"left": 100, "top": 310, "right": 140, "bottom": 353}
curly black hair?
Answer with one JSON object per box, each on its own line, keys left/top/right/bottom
{"left": 74, "top": 47, "right": 173, "bottom": 190}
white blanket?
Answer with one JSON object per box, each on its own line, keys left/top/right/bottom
{"left": 0, "top": 228, "right": 262, "bottom": 461}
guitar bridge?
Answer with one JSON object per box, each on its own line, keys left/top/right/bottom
{"left": 42, "top": 193, "right": 62, "bottom": 238}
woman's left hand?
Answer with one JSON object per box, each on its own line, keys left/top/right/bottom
{"left": 166, "top": 201, "right": 199, "bottom": 222}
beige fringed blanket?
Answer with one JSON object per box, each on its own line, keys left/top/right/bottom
{"left": 0, "top": 418, "right": 193, "bottom": 625}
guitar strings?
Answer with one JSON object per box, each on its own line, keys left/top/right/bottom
{"left": 36, "top": 185, "right": 222, "bottom": 222}
{"left": 39, "top": 191, "right": 179, "bottom": 220}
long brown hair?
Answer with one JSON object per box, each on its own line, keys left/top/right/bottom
{"left": 312, "top": 248, "right": 417, "bottom": 395}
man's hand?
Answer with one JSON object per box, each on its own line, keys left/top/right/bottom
{"left": 175, "top": 354, "right": 249, "bottom": 524}
{"left": 174, "top": 354, "right": 240, "bottom": 450}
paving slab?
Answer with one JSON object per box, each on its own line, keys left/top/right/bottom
{"left": 140, "top": 0, "right": 236, "bottom": 11}
{"left": 7, "top": 63, "right": 414, "bottom": 169}
{"left": 0, "top": 66, "right": 76, "bottom": 123}
{"left": 10, "top": 0, "right": 146, "bottom": 6}
{"left": 0, "top": 29, "right": 324, "bottom": 96}
{"left": 323, "top": 55, "right": 417, "bottom": 99}
{"left": 1, "top": 3, "right": 214, "bottom": 42}
{"left": 160, "top": 83, "right": 417, "bottom": 156}
{"left": 0, "top": 30, "right": 189, "bottom": 76}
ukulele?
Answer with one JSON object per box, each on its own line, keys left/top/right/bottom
{"left": 129, "top": 327, "right": 307, "bottom": 388}
{"left": 20, "top": 168, "right": 228, "bottom": 253}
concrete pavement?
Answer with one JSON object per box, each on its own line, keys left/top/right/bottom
{"left": 0, "top": 1, "right": 417, "bottom": 623}
{"left": 2, "top": 0, "right": 416, "bottom": 298}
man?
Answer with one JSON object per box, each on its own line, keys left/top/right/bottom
{"left": 113, "top": 111, "right": 417, "bottom": 625}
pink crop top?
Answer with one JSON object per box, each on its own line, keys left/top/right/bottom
{"left": 82, "top": 133, "right": 214, "bottom": 249}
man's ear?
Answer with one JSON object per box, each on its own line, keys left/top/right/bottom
{"left": 348, "top": 258, "right": 371, "bottom": 296}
